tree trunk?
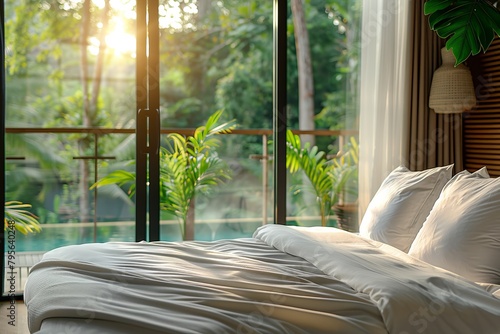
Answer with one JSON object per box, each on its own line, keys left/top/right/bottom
{"left": 197, "top": 0, "right": 211, "bottom": 20}
{"left": 291, "top": 0, "right": 316, "bottom": 214}
{"left": 78, "top": 0, "right": 110, "bottom": 224}
{"left": 291, "top": 0, "right": 315, "bottom": 146}
{"left": 345, "top": 9, "right": 359, "bottom": 130}
{"left": 90, "top": 0, "right": 110, "bottom": 116}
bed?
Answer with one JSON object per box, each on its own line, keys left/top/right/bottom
{"left": 24, "top": 165, "right": 500, "bottom": 333}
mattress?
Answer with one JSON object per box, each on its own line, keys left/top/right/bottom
{"left": 24, "top": 225, "right": 500, "bottom": 333}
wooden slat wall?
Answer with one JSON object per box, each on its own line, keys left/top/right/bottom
{"left": 464, "top": 38, "right": 500, "bottom": 177}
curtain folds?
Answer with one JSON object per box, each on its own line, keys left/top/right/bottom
{"left": 407, "top": 1, "right": 463, "bottom": 173}
{"left": 359, "top": 0, "right": 464, "bottom": 221}
{"left": 358, "top": 0, "right": 413, "bottom": 219}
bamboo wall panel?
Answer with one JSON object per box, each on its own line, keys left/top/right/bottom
{"left": 464, "top": 38, "right": 500, "bottom": 177}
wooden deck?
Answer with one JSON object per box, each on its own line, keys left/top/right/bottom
{"left": 3, "top": 252, "right": 45, "bottom": 295}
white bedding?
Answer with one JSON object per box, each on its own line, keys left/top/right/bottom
{"left": 24, "top": 225, "right": 500, "bottom": 333}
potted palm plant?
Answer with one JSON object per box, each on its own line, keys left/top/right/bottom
{"left": 330, "top": 139, "right": 359, "bottom": 232}
{"left": 93, "top": 111, "right": 237, "bottom": 240}
{"left": 286, "top": 130, "right": 358, "bottom": 229}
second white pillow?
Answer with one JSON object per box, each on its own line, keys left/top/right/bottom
{"left": 409, "top": 167, "right": 500, "bottom": 284}
{"left": 359, "top": 165, "right": 453, "bottom": 252}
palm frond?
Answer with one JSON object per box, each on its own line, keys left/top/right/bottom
{"left": 286, "top": 130, "right": 359, "bottom": 226}
{"left": 93, "top": 111, "right": 236, "bottom": 239}
{"left": 5, "top": 201, "right": 41, "bottom": 234}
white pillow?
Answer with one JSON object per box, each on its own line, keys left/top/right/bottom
{"left": 359, "top": 165, "right": 453, "bottom": 252}
{"left": 463, "top": 166, "right": 490, "bottom": 178}
{"left": 409, "top": 168, "right": 500, "bottom": 284}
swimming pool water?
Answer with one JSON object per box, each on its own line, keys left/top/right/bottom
{"left": 8, "top": 220, "right": 263, "bottom": 252}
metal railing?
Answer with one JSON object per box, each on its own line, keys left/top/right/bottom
{"left": 5, "top": 127, "right": 358, "bottom": 239}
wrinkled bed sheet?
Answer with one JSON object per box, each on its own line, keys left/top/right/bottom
{"left": 24, "top": 225, "right": 500, "bottom": 333}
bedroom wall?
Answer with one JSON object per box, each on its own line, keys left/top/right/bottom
{"left": 464, "top": 37, "right": 500, "bottom": 177}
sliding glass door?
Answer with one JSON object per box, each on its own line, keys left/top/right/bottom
{"left": 155, "top": 0, "right": 275, "bottom": 241}
{"left": 1, "top": 0, "right": 143, "bottom": 297}
{"left": 286, "top": 0, "right": 361, "bottom": 230}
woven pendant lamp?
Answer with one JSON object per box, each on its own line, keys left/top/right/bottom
{"left": 429, "top": 47, "right": 476, "bottom": 113}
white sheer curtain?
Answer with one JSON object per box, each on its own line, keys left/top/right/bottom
{"left": 358, "top": 0, "right": 413, "bottom": 219}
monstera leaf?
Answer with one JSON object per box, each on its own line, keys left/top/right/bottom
{"left": 425, "top": 0, "right": 500, "bottom": 65}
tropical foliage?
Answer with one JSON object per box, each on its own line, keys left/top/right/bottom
{"left": 3, "top": 0, "right": 361, "bottom": 232}
{"left": 93, "top": 111, "right": 237, "bottom": 239}
{"left": 286, "top": 130, "right": 358, "bottom": 227}
{"left": 4, "top": 201, "right": 41, "bottom": 234}
{"left": 424, "top": 0, "right": 500, "bottom": 65}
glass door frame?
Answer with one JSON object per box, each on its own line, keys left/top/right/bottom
{"left": 274, "top": 0, "right": 287, "bottom": 225}
{"left": 136, "top": 0, "right": 160, "bottom": 242}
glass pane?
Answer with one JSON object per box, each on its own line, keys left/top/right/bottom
{"left": 155, "top": 0, "right": 274, "bottom": 241}
{"left": 3, "top": 0, "right": 137, "bottom": 295}
{"left": 286, "top": 0, "right": 361, "bottom": 230}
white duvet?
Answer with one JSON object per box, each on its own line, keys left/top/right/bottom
{"left": 24, "top": 225, "right": 500, "bottom": 333}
